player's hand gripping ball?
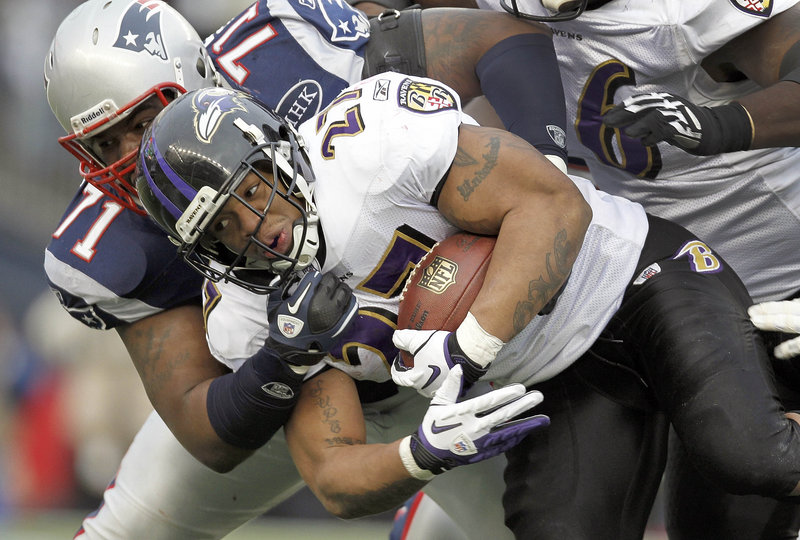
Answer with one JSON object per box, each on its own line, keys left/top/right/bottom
{"left": 396, "top": 232, "right": 495, "bottom": 367}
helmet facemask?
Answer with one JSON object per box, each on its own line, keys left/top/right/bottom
{"left": 59, "top": 83, "right": 185, "bottom": 214}
{"left": 164, "top": 119, "right": 319, "bottom": 294}
{"left": 45, "top": 0, "right": 220, "bottom": 214}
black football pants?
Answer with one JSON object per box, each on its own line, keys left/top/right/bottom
{"left": 503, "top": 215, "right": 800, "bottom": 539}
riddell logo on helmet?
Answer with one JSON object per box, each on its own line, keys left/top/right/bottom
{"left": 80, "top": 108, "right": 107, "bottom": 126}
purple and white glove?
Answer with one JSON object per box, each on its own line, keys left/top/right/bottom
{"left": 392, "top": 313, "right": 504, "bottom": 398}
{"left": 392, "top": 330, "right": 484, "bottom": 398}
{"left": 602, "top": 92, "right": 752, "bottom": 156}
{"left": 398, "top": 365, "right": 549, "bottom": 480}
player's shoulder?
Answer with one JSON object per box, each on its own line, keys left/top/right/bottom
{"left": 47, "top": 186, "right": 179, "bottom": 293}
{"left": 45, "top": 185, "right": 202, "bottom": 329}
{"left": 303, "top": 73, "right": 464, "bottom": 149}
{"left": 205, "top": 0, "right": 369, "bottom": 50}
{"left": 355, "top": 73, "right": 463, "bottom": 115}
{"left": 674, "top": 0, "right": 798, "bottom": 50}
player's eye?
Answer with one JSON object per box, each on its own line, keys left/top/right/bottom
{"left": 211, "top": 218, "right": 230, "bottom": 235}
{"left": 88, "top": 137, "right": 118, "bottom": 163}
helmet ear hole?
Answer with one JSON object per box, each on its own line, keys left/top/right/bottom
{"left": 261, "top": 122, "right": 281, "bottom": 141}
{"left": 195, "top": 53, "right": 207, "bottom": 79}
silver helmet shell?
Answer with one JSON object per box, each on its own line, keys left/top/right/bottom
{"left": 44, "top": 0, "right": 219, "bottom": 212}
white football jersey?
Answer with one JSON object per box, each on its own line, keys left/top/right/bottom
{"left": 205, "top": 72, "right": 648, "bottom": 387}
{"left": 477, "top": 0, "right": 800, "bottom": 303}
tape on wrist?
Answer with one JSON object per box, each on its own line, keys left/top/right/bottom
{"left": 455, "top": 312, "right": 505, "bottom": 368}
{"left": 399, "top": 436, "right": 436, "bottom": 481}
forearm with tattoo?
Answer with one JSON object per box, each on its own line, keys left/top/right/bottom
{"left": 304, "top": 377, "right": 426, "bottom": 518}
{"left": 513, "top": 229, "right": 572, "bottom": 333}
{"left": 456, "top": 136, "right": 499, "bottom": 201}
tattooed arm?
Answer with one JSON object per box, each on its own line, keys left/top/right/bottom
{"left": 285, "top": 369, "right": 426, "bottom": 518}
{"left": 436, "top": 124, "right": 592, "bottom": 340}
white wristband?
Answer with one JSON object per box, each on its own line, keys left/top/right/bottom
{"left": 398, "top": 436, "right": 436, "bottom": 481}
{"left": 455, "top": 312, "right": 505, "bottom": 368}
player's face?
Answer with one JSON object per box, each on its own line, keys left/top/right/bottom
{"left": 84, "top": 97, "right": 166, "bottom": 167}
{"left": 209, "top": 169, "right": 302, "bottom": 261}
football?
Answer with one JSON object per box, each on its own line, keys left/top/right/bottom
{"left": 397, "top": 232, "right": 496, "bottom": 365}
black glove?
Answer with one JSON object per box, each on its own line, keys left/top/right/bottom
{"left": 603, "top": 92, "right": 752, "bottom": 156}
{"left": 267, "top": 270, "right": 358, "bottom": 368}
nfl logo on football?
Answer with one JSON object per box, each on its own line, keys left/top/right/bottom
{"left": 418, "top": 256, "right": 458, "bottom": 294}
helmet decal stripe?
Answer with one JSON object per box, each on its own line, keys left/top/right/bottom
{"left": 141, "top": 137, "right": 198, "bottom": 219}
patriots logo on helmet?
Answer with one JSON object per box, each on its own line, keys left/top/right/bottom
{"left": 728, "top": 0, "right": 772, "bottom": 17}
{"left": 191, "top": 88, "right": 247, "bottom": 144}
{"left": 113, "top": 0, "right": 168, "bottom": 60}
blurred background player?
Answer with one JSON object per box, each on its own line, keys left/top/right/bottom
{"left": 43, "top": 0, "right": 570, "bottom": 537}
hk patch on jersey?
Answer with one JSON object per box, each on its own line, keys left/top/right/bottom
{"left": 729, "top": 0, "right": 772, "bottom": 17}
{"left": 398, "top": 78, "right": 456, "bottom": 114}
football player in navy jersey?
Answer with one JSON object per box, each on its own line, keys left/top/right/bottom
{"left": 43, "top": 0, "right": 571, "bottom": 538}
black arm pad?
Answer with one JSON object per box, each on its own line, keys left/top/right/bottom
{"left": 206, "top": 346, "right": 304, "bottom": 449}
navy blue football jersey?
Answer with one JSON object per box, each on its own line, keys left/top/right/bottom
{"left": 205, "top": 0, "right": 370, "bottom": 128}
{"left": 45, "top": 184, "right": 202, "bottom": 330}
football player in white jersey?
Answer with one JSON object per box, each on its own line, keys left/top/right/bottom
{"left": 138, "top": 75, "right": 800, "bottom": 540}
{"left": 413, "top": 0, "right": 800, "bottom": 536}
{"left": 44, "top": 0, "right": 572, "bottom": 538}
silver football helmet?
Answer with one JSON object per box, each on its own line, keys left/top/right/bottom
{"left": 44, "top": 0, "right": 220, "bottom": 213}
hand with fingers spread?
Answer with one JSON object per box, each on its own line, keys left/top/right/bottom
{"left": 398, "top": 365, "right": 550, "bottom": 480}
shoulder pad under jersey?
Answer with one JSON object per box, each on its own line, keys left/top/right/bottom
{"left": 45, "top": 186, "right": 202, "bottom": 329}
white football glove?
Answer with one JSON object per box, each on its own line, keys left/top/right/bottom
{"left": 748, "top": 299, "right": 800, "bottom": 359}
{"left": 392, "top": 329, "right": 488, "bottom": 398}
